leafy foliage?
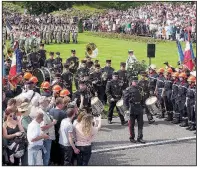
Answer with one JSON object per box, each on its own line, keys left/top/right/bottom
{"left": 2, "top": 2, "right": 24, "bottom": 14}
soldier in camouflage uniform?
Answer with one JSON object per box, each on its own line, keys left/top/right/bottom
{"left": 56, "top": 25, "right": 62, "bottom": 44}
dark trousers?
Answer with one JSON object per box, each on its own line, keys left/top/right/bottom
{"left": 76, "top": 145, "right": 92, "bottom": 166}
{"left": 60, "top": 145, "right": 73, "bottom": 166}
{"left": 50, "top": 137, "right": 60, "bottom": 165}
{"left": 74, "top": 78, "right": 79, "bottom": 90}
{"left": 187, "top": 104, "right": 195, "bottom": 123}
{"left": 164, "top": 96, "right": 173, "bottom": 112}
{"left": 95, "top": 85, "right": 105, "bottom": 104}
{"left": 108, "top": 101, "right": 125, "bottom": 122}
{"left": 128, "top": 104, "right": 143, "bottom": 139}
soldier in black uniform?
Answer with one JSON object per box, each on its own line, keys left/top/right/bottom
{"left": 171, "top": 72, "right": 180, "bottom": 124}
{"left": 83, "top": 72, "right": 96, "bottom": 97}
{"left": 28, "top": 46, "right": 40, "bottom": 69}
{"left": 38, "top": 43, "right": 46, "bottom": 67}
{"left": 154, "top": 68, "right": 166, "bottom": 118}
{"left": 89, "top": 64, "right": 104, "bottom": 104}
{"left": 117, "top": 62, "right": 129, "bottom": 90}
{"left": 53, "top": 52, "right": 63, "bottom": 73}
{"left": 163, "top": 68, "right": 174, "bottom": 121}
{"left": 123, "top": 80, "right": 145, "bottom": 143}
{"left": 72, "top": 81, "right": 92, "bottom": 113}
{"left": 148, "top": 65, "right": 158, "bottom": 96}
{"left": 106, "top": 72, "right": 127, "bottom": 125}
{"left": 61, "top": 63, "right": 73, "bottom": 98}
{"left": 186, "top": 76, "right": 196, "bottom": 131}
{"left": 101, "top": 60, "right": 115, "bottom": 104}
{"left": 74, "top": 60, "right": 90, "bottom": 90}
{"left": 176, "top": 73, "right": 189, "bottom": 126}
{"left": 66, "top": 50, "right": 79, "bottom": 74}
{"left": 44, "top": 52, "right": 55, "bottom": 71}
{"left": 138, "top": 71, "right": 155, "bottom": 124}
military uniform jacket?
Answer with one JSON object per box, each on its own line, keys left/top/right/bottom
{"left": 117, "top": 70, "right": 129, "bottom": 90}
{"left": 156, "top": 75, "right": 165, "bottom": 95}
{"left": 72, "top": 90, "right": 91, "bottom": 108}
{"left": 101, "top": 66, "right": 115, "bottom": 82}
{"left": 53, "top": 57, "right": 63, "bottom": 70}
{"left": 89, "top": 72, "right": 103, "bottom": 86}
{"left": 123, "top": 86, "right": 142, "bottom": 113}
{"left": 186, "top": 85, "right": 196, "bottom": 106}
{"left": 148, "top": 73, "right": 158, "bottom": 91}
{"left": 61, "top": 70, "right": 73, "bottom": 88}
{"left": 44, "top": 58, "right": 55, "bottom": 69}
{"left": 106, "top": 79, "right": 123, "bottom": 102}
{"left": 66, "top": 56, "right": 79, "bottom": 74}
{"left": 138, "top": 79, "right": 150, "bottom": 102}
{"left": 171, "top": 80, "right": 180, "bottom": 100}
{"left": 164, "top": 77, "right": 173, "bottom": 99}
{"left": 84, "top": 80, "right": 95, "bottom": 96}
{"left": 38, "top": 49, "right": 46, "bottom": 67}
{"left": 28, "top": 52, "right": 40, "bottom": 65}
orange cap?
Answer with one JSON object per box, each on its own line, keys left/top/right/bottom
{"left": 23, "top": 72, "right": 32, "bottom": 80}
{"left": 158, "top": 68, "right": 165, "bottom": 73}
{"left": 60, "top": 89, "right": 70, "bottom": 97}
{"left": 29, "top": 76, "right": 38, "bottom": 84}
{"left": 52, "top": 85, "right": 62, "bottom": 92}
{"left": 41, "top": 81, "right": 50, "bottom": 89}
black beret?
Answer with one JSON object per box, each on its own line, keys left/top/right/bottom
{"left": 71, "top": 50, "right": 76, "bottom": 53}
{"left": 40, "top": 43, "right": 44, "bottom": 47}
{"left": 95, "top": 64, "right": 100, "bottom": 68}
{"left": 50, "top": 52, "right": 54, "bottom": 55}
{"left": 128, "top": 50, "right": 133, "bottom": 53}
{"left": 106, "top": 60, "right": 111, "bottom": 63}
{"left": 81, "top": 60, "right": 87, "bottom": 64}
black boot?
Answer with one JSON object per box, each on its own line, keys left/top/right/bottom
{"left": 164, "top": 111, "right": 173, "bottom": 121}
{"left": 108, "top": 120, "right": 112, "bottom": 124}
{"left": 186, "top": 121, "right": 192, "bottom": 130}
{"left": 180, "top": 118, "right": 188, "bottom": 127}
{"left": 121, "top": 121, "right": 128, "bottom": 125}
{"left": 137, "top": 138, "right": 146, "bottom": 144}
{"left": 158, "top": 112, "right": 165, "bottom": 119}
{"left": 130, "top": 137, "right": 137, "bottom": 143}
{"left": 171, "top": 117, "right": 180, "bottom": 124}
{"left": 189, "top": 124, "right": 195, "bottom": 131}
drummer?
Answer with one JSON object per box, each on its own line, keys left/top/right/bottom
{"left": 138, "top": 71, "right": 155, "bottom": 124}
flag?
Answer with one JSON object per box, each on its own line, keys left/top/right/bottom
{"left": 189, "top": 42, "right": 196, "bottom": 60}
{"left": 15, "top": 48, "right": 23, "bottom": 73}
{"left": 6, "top": 20, "right": 13, "bottom": 34}
{"left": 183, "top": 41, "right": 195, "bottom": 71}
{"left": 176, "top": 40, "right": 184, "bottom": 64}
{"left": 9, "top": 52, "right": 17, "bottom": 77}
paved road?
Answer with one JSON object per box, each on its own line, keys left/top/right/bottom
{"left": 89, "top": 140, "right": 196, "bottom": 166}
{"left": 89, "top": 115, "right": 196, "bottom": 166}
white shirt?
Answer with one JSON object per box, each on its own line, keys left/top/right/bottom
{"left": 27, "top": 119, "right": 43, "bottom": 146}
{"left": 18, "top": 90, "right": 41, "bottom": 106}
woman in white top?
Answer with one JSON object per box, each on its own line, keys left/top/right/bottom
{"left": 74, "top": 114, "right": 101, "bottom": 166}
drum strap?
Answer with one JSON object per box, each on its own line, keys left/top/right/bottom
{"left": 30, "top": 92, "right": 36, "bottom": 102}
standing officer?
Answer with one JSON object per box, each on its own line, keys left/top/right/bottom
{"left": 106, "top": 72, "right": 127, "bottom": 125}
{"left": 186, "top": 76, "right": 196, "bottom": 131}
{"left": 154, "top": 68, "right": 166, "bottom": 118}
{"left": 138, "top": 71, "right": 155, "bottom": 124}
{"left": 53, "top": 52, "right": 63, "bottom": 73}
{"left": 123, "top": 80, "right": 145, "bottom": 143}
{"left": 171, "top": 72, "right": 180, "bottom": 124}
{"left": 28, "top": 46, "right": 40, "bottom": 69}
{"left": 101, "top": 60, "right": 115, "bottom": 104}
{"left": 38, "top": 43, "right": 46, "bottom": 67}
{"left": 117, "top": 62, "right": 129, "bottom": 90}
{"left": 61, "top": 63, "right": 73, "bottom": 98}
{"left": 66, "top": 50, "right": 79, "bottom": 74}
{"left": 163, "top": 68, "right": 174, "bottom": 121}
{"left": 89, "top": 64, "right": 104, "bottom": 104}
{"left": 44, "top": 52, "right": 55, "bottom": 71}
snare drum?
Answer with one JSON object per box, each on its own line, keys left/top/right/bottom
{"left": 116, "top": 99, "right": 127, "bottom": 117}
{"left": 91, "top": 97, "right": 104, "bottom": 116}
{"left": 33, "top": 67, "right": 52, "bottom": 86}
{"left": 145, "top": 96, "right": 161, "bottom": 115}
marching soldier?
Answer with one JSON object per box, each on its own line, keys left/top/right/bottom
{"left": 54, "top": 24, "right": 58, "bottom": 43}
{"left": 106, "top": 72, "right": 127, "bottom": 125}
{"left": 61, "top": 63, "right": 73, "bottom": 98}
{"left": 186, "top": 76, "right": 196, "bottom": 131}
{"left": 44, "top": 52, "right": 55, "bottom": 71}
{"left": 138, "top": 71, "right": 155, "bottom": 124}
{"left": 83, "top": 72, "right": 96, "bottom": 97}
{"left": 66, "top": 50, "right": 79, "bottom": 74}
{"left": 74, "top": 60, "right": 90, "bottom": 90}
{"left": 53, "top": 52, "right": 63, "bottom": 73}
{"left": 38, "top": 43, "right": 46, "bottom": 67}
{"left": 171, "top": 72, "right": 180, "bottom": 124}
{"left": 163, "top": 68, "right": 174, "bottom": 121}
{"left": 101, "top": 60, "right": 115, "bottom": 104}
{"left": 89, "top": 64, "right": 104, "bottom": 103}
{"left": 44, "top": 24, "right": 50, "bottom": 45}
{"left": 123, "top": 80, "right": 145, "bottom": 143}
{"left": 154, "top": 68, "right": 166, "bottom": 118}
{"left": 72, "top": 24, "right": 78, "bottom": 44}
{"left": 148, "top": 65, "right": 158, "bottom": 96}
{"left": 65, "top": 24, "right": 70, "bottom": 43}
{"left": 117, "top": 62, "right": 129, "bottom": 90}
{"left": 56, "top": 25, "right": 62, "bottom": 44}
{"left": 174, "top": 73, "right": 189, "bottom": 125}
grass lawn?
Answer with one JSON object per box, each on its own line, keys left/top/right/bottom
{"left": 44, "top": 32, "right": 196, "bottom": 70}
